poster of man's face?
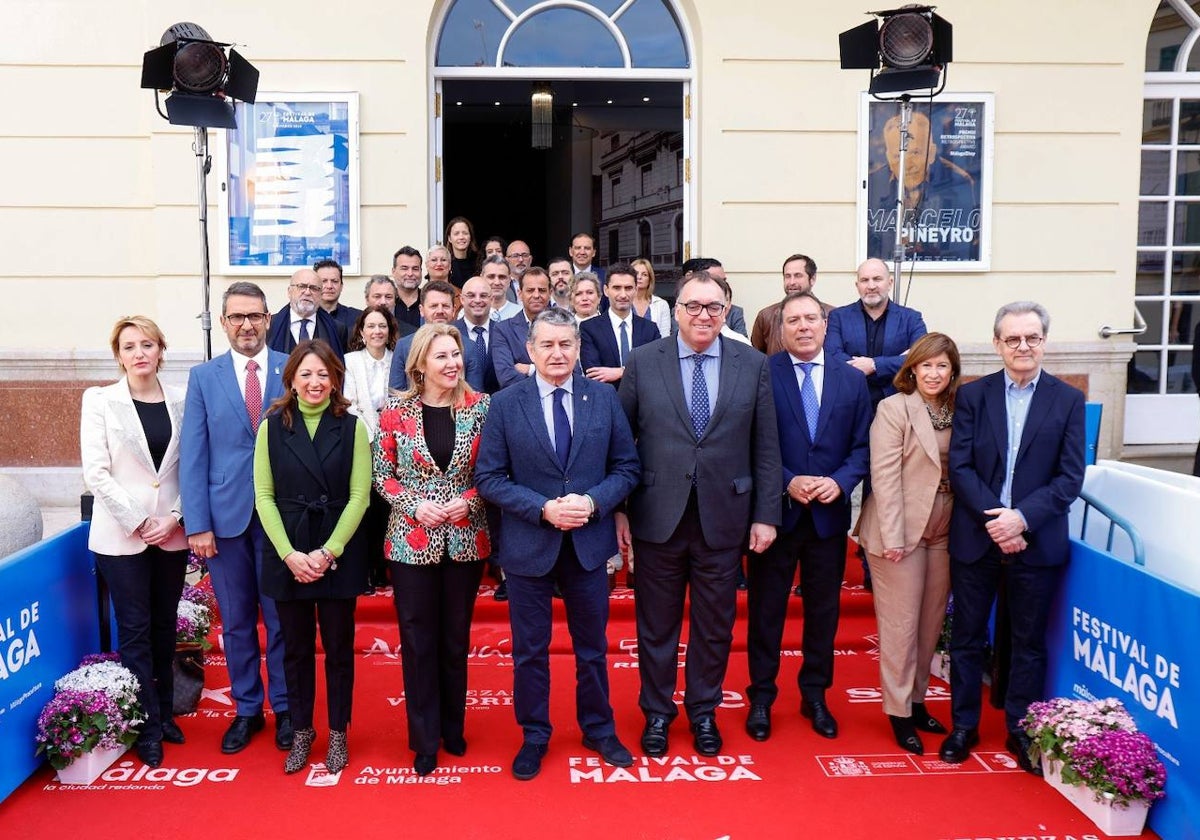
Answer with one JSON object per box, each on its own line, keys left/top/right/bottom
{"left": 861, "top": 95, "right": 992, "bottom": 270}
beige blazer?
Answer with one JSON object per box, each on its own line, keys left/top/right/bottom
{"left": 81, "top": 378, "right": 188, "bottom": 555}
{"left": 856, "top": 390, "right": 945, "bottom": 556}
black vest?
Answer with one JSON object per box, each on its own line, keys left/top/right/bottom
{"left": 260, "top": 409, "right": 367, "bottom": 601}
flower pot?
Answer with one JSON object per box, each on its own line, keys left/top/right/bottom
{"left": 55, "top": 745, "right": 127, "bottom": 786}
{"left": 173, "top": 645, "right": 206, "bottom": 715}
{"left": 1041, "top": 756, "right": 1151, "bottom": 837}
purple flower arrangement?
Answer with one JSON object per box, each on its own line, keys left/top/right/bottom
{"left": 1023, "top": 697, "right": 1167, "bottom": 806}
{"left": 176, "top": 586, "right": 214, "bottom": 650}
{"left": 34, "top": 657, "right": 144, "bottom": 770}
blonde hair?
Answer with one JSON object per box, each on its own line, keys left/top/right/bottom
{"left": 109, "top": 315, "right": 167, "bottom": 372}
{"left": 632, "top": 258, "right": 657, "bottom": 300}
{"left": 401, "top": 323, "right": 475, "bottom": 408}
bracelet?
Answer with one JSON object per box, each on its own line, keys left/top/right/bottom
{"left": 318, "top": 547, "right": 338, "bottom": 571}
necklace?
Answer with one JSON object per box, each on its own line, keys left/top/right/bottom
{"left": 925, "top": 400, "right": 953, "bottom": 430}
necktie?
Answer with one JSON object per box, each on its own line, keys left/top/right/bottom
{"left": 690, "top": 354, "right": 710, "bottom": 439}
{"left": 552, "top": 388, "right": 571, "bottom": 468}
{"left": 245, "top": 359, "right": 262, "bottom": 430}
{"left": 619, "top": 320, "right": 630, "bottom": 365}
{"left": 798, "top": 362, "right": 819, "bottom": 440}
{"left": 473, "top": 325, "right": 486, "bottom": 358}
{"left": 299, "top": 319, "right": 311, "bottom": 342}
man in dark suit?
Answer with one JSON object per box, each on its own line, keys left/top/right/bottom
{"left": 457, "top": 275, "right": 500, "bottom": 393}
{"left": 492, "top": 266, "right": 552, "bottom": 389}
{"left": 617, "top": 270, "right": 782, "bottom": 757}
{"left": 476, "top": 308, "right": 640, "bottom": 781}
{"left": 569, "top": 232, "right": 605, "bottom": 285}
{"left": 266, "top": 268, "right": 347, "bottom": 359}
{"left": 938, "top": 301, "right": 1085, "bottom": 775}
{"left": 745, "top": 292, "right": 871, "bottom": 742}
{"left": 314, "top": 258, "right": 361, "bottom": 333}
{"left": 387, "top": 281, "right": 481, "bottom": 390}
{"left": 180, "top": 281, "right": 292, "bottom": 754}
{"left": 580, "top": 262, "right": 661, "bottom": 384}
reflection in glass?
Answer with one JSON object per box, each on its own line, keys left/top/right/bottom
{"left": 436, "top": 0, "right": 510, "bottom": 67}
{"left": 1140, "top": 201, "right": 1168, "bottom": 246}
{"left": 1167, "top": 298, "right": 1200, "bottom": 350}
{"left": 1144, "top": 99, "right": 1172, "bottom": 144}
{"left": 1127, "top": 350, "right": 1161, "bottom": 394}
{"left": 505, "top": 9, "right": 623, "bottom": 67}
{"left": 1137, "top": 252, "right": 1166, "bottom": 296}
{"left": 1178, "top": 150, "right": 1200, "bottom": 194}
{"left": 1175, "top": 201, "right": 1200, "bottom": 244}
{"left": 1171, "top": 251, "right": 1200, "bottom": 295}
{"left": 1180, "top": 100, "right": 1200, "bottom": 143}
{"left": 622, "top": 0, "right": 689, "bottom": 68}
{"left": 1148, "top": 1, "right": 1189, "bottom": 72}
{"left": 1142, "top": 150, "right": 1170, "bottom": 195}
{"left": 1136, "top": 298, "right": 1165, "bottom": 347}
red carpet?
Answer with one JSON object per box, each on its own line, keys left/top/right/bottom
{"left": 0, "top": 548, "right": 1158, "bottom": 839}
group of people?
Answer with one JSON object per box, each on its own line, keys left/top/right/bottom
{"left": 79, "top": 229, "right": 1084, "bottom": 786}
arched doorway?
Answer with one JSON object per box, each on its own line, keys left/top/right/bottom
{"left": 429, "top": 0, "right": 695, "bottom": 277}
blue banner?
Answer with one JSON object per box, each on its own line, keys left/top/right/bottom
{"left": 1046, "top": 540, "right": 1198, "bottom": 840}
{"left": 0, "top": 524, "right": 100, "bottom": 803}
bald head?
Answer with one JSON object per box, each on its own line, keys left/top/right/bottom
{"left": 288, "top": 268, "right": 321, "bottom": 318}
{"left": 460, "top": 275, "right": 492, "bottom": 325}
{"left": 854, "top": 258, "right": 893, "bottom": 314}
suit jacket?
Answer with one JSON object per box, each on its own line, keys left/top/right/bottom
{"left": 180, "top": 349, "right": 288, "bottom": 537}
{"left": 727, "top": 304, "right": 748, "bottom": 338}
{"left": 327, "top": 303, "right": 362, "bottom": 333}
{"left": 948, "top": 370, "right": 1086, "bottom": 567}
{"left": 456, "top": 318, "right": 500, "bottom": 393}
{"left": 387, "top": 323, "right": 484, "bottom": 391}
{"left": 81, "top": 378, "right": 189, "bottom": 555}
{"left": 491, "top": 312, "right": 534, "bottom": 390}
{"left": 856, "top": 391, "right": 946, "bottom": 555}
{"left": 476, "top": 374, "right": 639, "bottom": 575}
{"left": 579, "top": 312, "right": 661, "bottom": 373}
{"left": 769, "top": 351, "right": 871, "bottom": 538}
{"left": 825, "top": 300, "right": 927, "bottom": 399}
{"left": 619, "top": 336, "right": 782, "bottom": 549}
{"left": 343, "top": 348, "right": 393, "bottom": 438}
{"left": 266, "top": 305, "right": 347, "bottom": 359}
{"left": 372, "top": 391, "right": 491, "bottom": 565}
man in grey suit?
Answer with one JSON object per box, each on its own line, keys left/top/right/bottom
{"left": 617, "top": 270, "right": 782, "bottom": 758}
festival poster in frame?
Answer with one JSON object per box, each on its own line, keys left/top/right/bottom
{"left": 219, "top": 92, "right": 360, "bottom": 274}
{"left": 857, "top": 93, "right": 994, "bottom": 271}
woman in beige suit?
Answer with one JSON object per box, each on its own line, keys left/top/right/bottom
{"left": 80, "top": 316, "right": 188, "bottom": 768}
{"left": 856, "top": 332, "right": 960, "bottom": 755}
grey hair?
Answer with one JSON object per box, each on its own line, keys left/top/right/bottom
{"left": 528, "top": 306, "right": 580, "bottom": 342}
{"left": 570, "top": 271, "right": 601, "bottom": 297}
{"left": 222, "top": 281, "right": 267, "bottom": 315}
{"left": 993, "top": 301, "right": 1050, "bottom": 338}
{"left": 364, "top": 274, "right": 397, "bottom": 296}
{"left": 482, "top": 254, "right": 509, "bottom": 270}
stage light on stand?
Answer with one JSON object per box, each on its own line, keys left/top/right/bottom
{"left": 838, "top": 5, "right": 951, "bottom": 96}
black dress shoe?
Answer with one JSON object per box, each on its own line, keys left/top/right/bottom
{"left": 1005, "top": 731, "right": 1043, "bottom": 777}
{"left": 161, "top": 718, "right": 186, "bottom": 745}
{"left": 690, "top": 716, "right": 723, "bottom": 756}
{"left": 443, "top": 736, "right": 467, "bottom": 757}
{"left": 909, "top": 703, "right": 948, "bottom": 734}
{"left": 640, "top": 715, "right": 669, "bottom": 757}
{"left": 274, "top": 712, "right": 294, "bottom": 751}
{"left": 888, "top": 715, "right": 924, "bottom": 755}
{"left": 414, "top": 753, "right": 438, "bottom": 777}
{"left": 745, "top": 704, "right": 771, "bottom": 741}
{"left": 512, "top": 742, "right": 548, "bottom": 781}
{"left": 582, "top": 735, "right": 634, "bottom": 768}
{"left": 136, "top": 739, "right": 163, "bottom": 768}
{"left": 221, "top": 713, "right": 265, "bottom": 754}
{"left": 494, "top": 580, "right": 509, "bottom": 602}
{"left": 938, "top": 727, "right": 979, "bottom": 764}
{"left": 801, "top": 698, "right": 839, "bottom": 739}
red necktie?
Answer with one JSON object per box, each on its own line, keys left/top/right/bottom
{"left": 245, "top": 359, "right": 262, "bottom": 429}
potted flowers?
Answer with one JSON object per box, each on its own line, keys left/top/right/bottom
{"left": 173, "top": 582, "right": 215, "bottom": 714}
{"left": 34, "top": 653, "right": 144, "bottom": 785}
{"left": 1023, "top": 697, "right": 1166, "bottom": 836}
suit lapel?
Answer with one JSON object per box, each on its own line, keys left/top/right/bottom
{"left": 705, "top": 337, "right": 740, "bottom": 437}
{"left": 984, "top": 373, "right": 1009, "bottom": 464}
{"left": 565, "top": 376, "right": 593, "bottom": 470}
{"left": 657, "top": 340, "right": 694, "bottom": 436}
{"left": 160, "top": 386, "right": 185, "bottom": 477}
{"left": 217, "top": 353, "right": 254, "bottom": 436}
{"left": 283, "top": 414, "right": 331, "bottom": 490}
{"left": 265, "top": 351, "right": 287, "bottom": 404}
{"left": 774, "top": 354, "right": 809, "bottom": 439}
{"left": 906, "top": 391, "right": 940, "bottom": 468}
{"left": 112, "top": 378, "right": 157, "bottom": 475}
{"left": 813, "top": 360, "right": 840, "bottom": 442}
{"left": 1016, "top": 374, "right": 1055, "bottom": 465}
{"left": 518, "top": 380, "right": 561, "bottom": 469}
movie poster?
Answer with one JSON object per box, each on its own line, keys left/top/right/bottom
{"left": 859, "top": 94, "right": 993, "bottom": 271}
{"left": 221, "top": 93, "right": 360, "bottom": 274}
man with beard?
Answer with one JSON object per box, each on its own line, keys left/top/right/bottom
{"left": 266, "top": 268, "right": 347, "bottom": 359}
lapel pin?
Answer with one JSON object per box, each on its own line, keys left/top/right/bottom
{"left": 582, "top": 395, "right": 588, "bottom": 402}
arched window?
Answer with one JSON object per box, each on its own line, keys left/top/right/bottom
{"left": 638, "top": 219, "right": 652, "bottom": 259}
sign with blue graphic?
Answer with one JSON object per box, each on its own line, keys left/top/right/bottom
{"left": 221, "top": 93, "right": 360, "bottom": 274}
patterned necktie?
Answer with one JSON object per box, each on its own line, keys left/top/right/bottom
{"left": 619, "top": 320, "right": 630, "bottom": 366}
{"left": 797, "top": 362, "right": 819, "bottom": 440}
{"left": 690, "top": 354, "right": 710, "bottom": 439}
{"left": 298, "top": 319, "right": 311, "bottom": 342}
{"left": 552, "top": 388, "right": 571, "bottom": 468}
{"left": 473, "top": 325, "right": 486, "bottom": 358}
{"left": 245, "top": 359, "right": 262, "bottom": 430}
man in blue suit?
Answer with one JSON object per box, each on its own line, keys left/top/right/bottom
{"left": 580, "top": 262, "right": 661, "bottom": 384}
{"left": 456, "top": 275, "right": 500, "bottom": 394}
{"left": 388, "top": 281, "right": 482, "bottom": 391}
{"left": 180, "top": 281, "right": 292, "bottom": 754}
{"left": 939, "top": 301, "right": 1085, "bottom": 775}
{"left": 745, "top": 292, "right": 871, "bottom": 742}
{"left": 492, "top": 266, "right": 552, "bottom": 389}
{"left": 266, "top": 268, "right": 347, "bottom": 360}
{"left": 476, "top": 308, "right": 640, "bottom": 781}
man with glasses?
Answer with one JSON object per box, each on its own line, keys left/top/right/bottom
{"left": 938, "top": 301, "right": 1085, "bottom": 776}
{"left": 505, "top": 240, "right": 533, "bottom": 302}
{"left": 617, "top": 269, "right": 781, "bottom": 758}
{"left": 314, "top": 258, "right": 361, "bottom": 333}
{"left": 266, "top": 267, "right": 347, "bottom": 359}
{"left": 181, "top": 282, "right": 293, "bottom": 755}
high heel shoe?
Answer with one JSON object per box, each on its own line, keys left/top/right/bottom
{"left": 889, "top": 715, "right": 924, "bottom": 755}
{"left": 326, "top": 730, "right": 348, "bottom": 775}
{"left": 414, "top": 753, "right": 438, "bottom": 776}
{"left": 284, "top": 727, "right": 315, "bottom": 774}
{"left": 910, "top": 702, "right": 948, "bottom": 734}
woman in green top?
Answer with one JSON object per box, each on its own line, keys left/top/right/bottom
{"left": 254, "top": 339, "right": 371, "bottom": 776}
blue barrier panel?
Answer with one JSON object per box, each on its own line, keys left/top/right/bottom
{"left": 0, "top": 523, "right": 100, "bottom": 804}
{"left": 1084, "top": 402, "right": 1101, "bottom": 467}
{"left": 1046, "top": 539, "right": 1198, "bottom": 840}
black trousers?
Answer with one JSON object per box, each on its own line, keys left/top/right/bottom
{"left": 275, "top": 597, "right": 357, "bottom": 731}
{"left": 746, "top": 511, "right": 846, "bottom": 706}
{"left": 363, "top": 488, "right": 391, "bottom": 587}
{"left": 391, "top": 560, "right": 484, "bottom": 754}
{"left": 634, "top": 491, "right": 741, "bottom": 723}
{"left": 95, "top": 546, "right": 188, "bottom": 743}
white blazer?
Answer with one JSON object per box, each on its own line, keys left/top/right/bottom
{"left": 343, "top": 348, "right": 392, "bottom": 439}
{"left": 81, "top": 378, "right": 188, "bottom": 555}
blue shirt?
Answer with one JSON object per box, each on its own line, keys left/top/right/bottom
{"left": 677, "top": 335, "right": 721, "bottom": 411}
{"left": 1001, "top": 370, "right": 1041, "bottom": 514}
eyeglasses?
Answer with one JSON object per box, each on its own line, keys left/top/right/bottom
{"left": 1000, "top": 335, "right": 1044, "bottom": 349}
{"left": 225, "top": 313, "right": 268, "bottom": 326}
{"left": 507, "top": 252, "right": 531, "bottom": 260}
{"left": 678, "top": 301, "right": 726, "bottom": 317}
{"left": 290, "top": 283, "right": 321, "bottom": 294}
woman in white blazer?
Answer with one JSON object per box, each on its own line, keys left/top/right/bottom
{"left": 80, "top": 316, "right": 189, "bottom": 769}
{"left": 342, "top": 304, "right": 399, "bottom": 590}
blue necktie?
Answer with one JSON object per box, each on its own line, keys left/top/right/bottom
{"left": 690, "top": 354, "right": 710, "bottom": 439}
{"left": 798, "top": 362, "right": 819, "bottom": 440}
{"left": 298, "top": 319, "right": 311, "bottom": 342}
{"left": 473, "top": 325, "right": 486, "bottom": 358}
{"left": 619, "top": 320, "right": 630, "bottom": 365}
{"left": 553, "top": 388, "right": 571, "bottom": 468}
